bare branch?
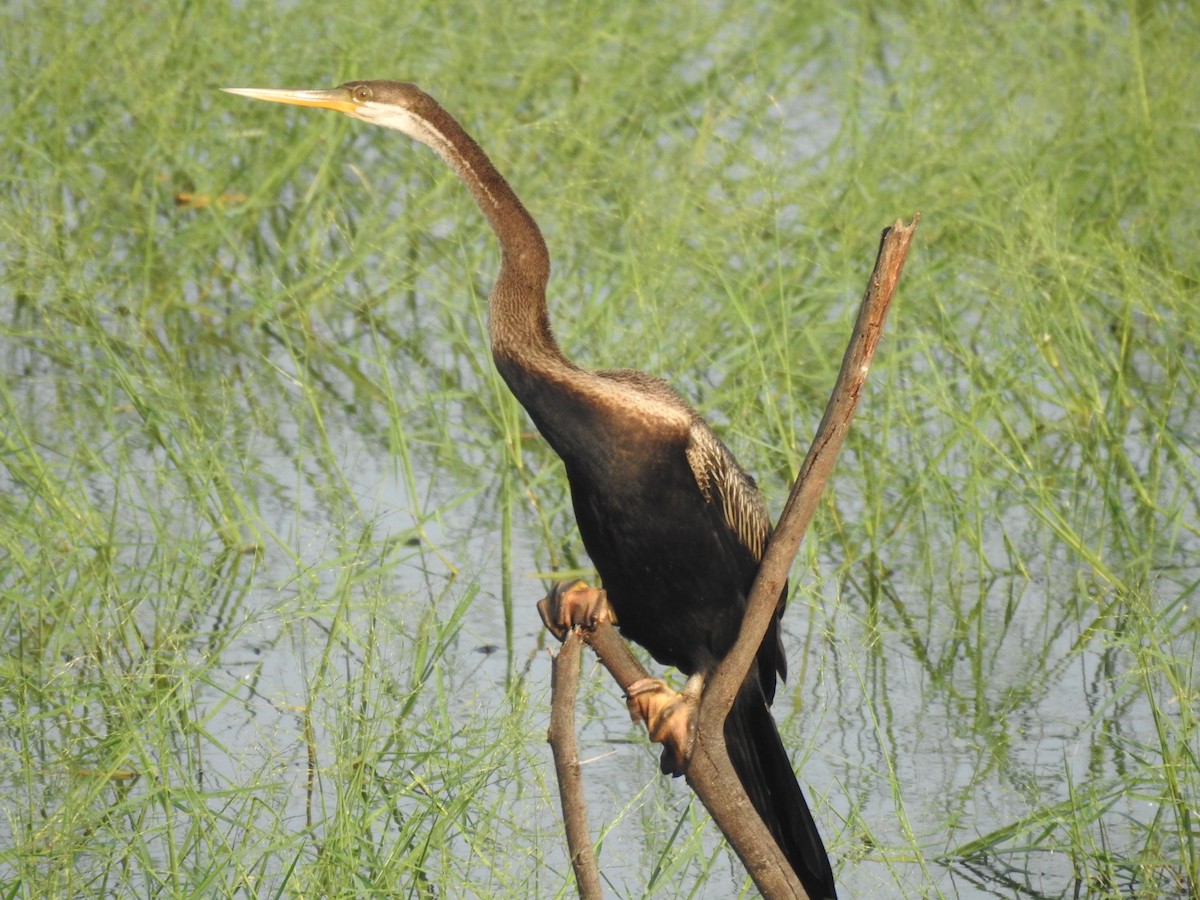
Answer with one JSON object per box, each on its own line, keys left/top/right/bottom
{"left": 690, "top": 213, "right": 919, "bottom": 897}
{"left": 540, "top": 215, "right": 920, "bottom": 899}
{"left": 547, "top": 631, "right": 605, "bottom": 899}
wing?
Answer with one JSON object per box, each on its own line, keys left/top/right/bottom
{"left": 685, "top": 423, "right": 772, "bottom": 562}
{"left": 685, "top": 422, "right": 788, "bottom": 696}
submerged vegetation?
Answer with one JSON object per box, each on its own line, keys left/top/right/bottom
{"left": 1, "top": 0, "right": 1197, "bottom": 896}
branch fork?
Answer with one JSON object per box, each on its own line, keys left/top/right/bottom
{"left": 541, "top": 215, "right": 919, "bottom": 899}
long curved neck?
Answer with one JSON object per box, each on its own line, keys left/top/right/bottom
{"left": 405, "top": 97, "right": 568, "bottom": 375}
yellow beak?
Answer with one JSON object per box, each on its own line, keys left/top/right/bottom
{"left": 222, "top": 86, "right": 357, "bottom": 114}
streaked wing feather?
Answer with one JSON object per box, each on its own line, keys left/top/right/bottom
{"left": 685, "top": 424, "right": 771, "bottom": 563}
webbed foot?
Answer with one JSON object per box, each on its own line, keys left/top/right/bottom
{"left": 538, "top": 579, "right": 613, "bottom": 641}
{"left": 625, "top": 673, "right": 705, "bottom": 775}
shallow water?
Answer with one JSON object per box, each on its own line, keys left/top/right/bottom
{"left": 92, "top": 360, "right": 1188, "bottom": 898}
{"left": 2, "top": 53, "right": 1196, "bottom": 894}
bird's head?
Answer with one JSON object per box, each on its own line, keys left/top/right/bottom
{"left": 223, "top": 80, "right": 439, "bottom": 138}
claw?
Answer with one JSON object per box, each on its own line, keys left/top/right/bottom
{"left": 626, "top": 673, "right": 705, "bottom": 775}
{"left": 538, "top": 579, "right": 613, "bottom": 641}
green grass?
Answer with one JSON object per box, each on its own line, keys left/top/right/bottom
{"left": 2, "top": 0, "right": 1197, "bottom": 896}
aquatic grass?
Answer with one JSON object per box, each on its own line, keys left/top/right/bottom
{"left": 2, "top": 0, "right": 1198, "bottom": 896}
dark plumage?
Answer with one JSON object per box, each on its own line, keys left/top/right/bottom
{"left": 225, "top": 79, "right": 836, "bottom": 899}
{"left": 508, "top": 363, "right": 836, "bottom": 899}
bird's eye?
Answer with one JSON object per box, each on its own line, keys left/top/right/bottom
{"left": 353, "top": 85, "right": 373, "bottom": 103}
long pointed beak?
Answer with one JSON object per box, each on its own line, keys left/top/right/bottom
{"left": 222, "top": 86, "right": 357, "bottom": 114}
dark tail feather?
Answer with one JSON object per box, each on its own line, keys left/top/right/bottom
{"left": 725, "top": 687, "right": 837, "bottom": 899}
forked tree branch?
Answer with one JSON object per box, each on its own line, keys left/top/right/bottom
{"left": 543, "top": 214, "right": 919, "bottom": 899}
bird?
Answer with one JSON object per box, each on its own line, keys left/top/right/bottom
{"left": 224, "top": 80, "right": 837, "bottom": 899}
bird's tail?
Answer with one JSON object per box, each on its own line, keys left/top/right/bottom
{"left": 725, "top": 686, "right": 837, "bottom": 899}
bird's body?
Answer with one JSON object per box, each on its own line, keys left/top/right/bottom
{"left": 517, "top": 362, "right": 835, "bottom": 898}
{"left": 225, "top": 80, "right": 836, "bottom": 899}
{"left": 512, "top": 363, "right": 773, "bottom": 682}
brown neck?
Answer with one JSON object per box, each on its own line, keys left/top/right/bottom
{"left": 416, "top": 97, "right": 568, "bottom": 374}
